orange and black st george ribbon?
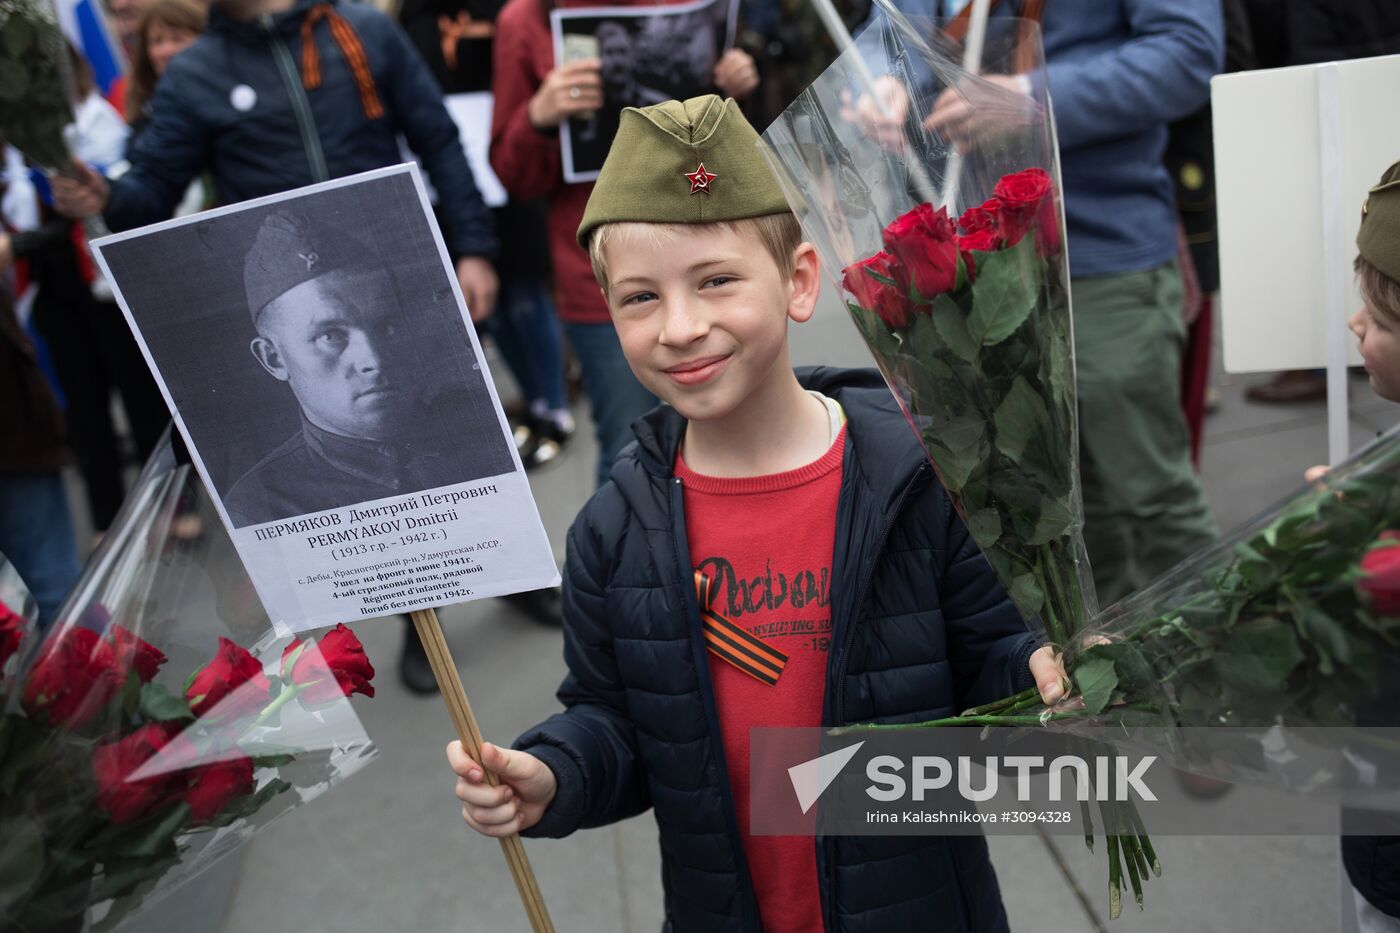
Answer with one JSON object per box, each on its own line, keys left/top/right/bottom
{"left": 695, "top": 571, "right": 788, "bottom": 686}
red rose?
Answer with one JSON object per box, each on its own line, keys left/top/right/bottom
{"left": 993, "top": 168, "right": 1060, "bottom": 256}
{"left": 842, "top": 251, "right": 913, "bottom": 330}
{"left": 110, "top": 625, "right": 167, "bottom": 683}
{"left": 958, "top": 201, "right": 1002, "bottom": 238}
{"left": 957, "top": 229, "right": 1002, "bottom": 281}
{"left": 93, "top": 722, "right": 189, "bottom": 824}
{"left": 184, "top": 755, "right": 255, "bottom": 822}
{"left": 185, "top": 637, "right": 271, "bottom": 720}
{"left": 22, "top": 626, "right": 125, "bottom": 729}
{"left": 0, "top": 601, "right": 27, "bottom": 671}
{"left": 882, "top": 203, "right": 961, "bottom": 298}
{"left": 282, "top": 623, "right": 376, "bottom": 707}
{"left": 1359, "top": 531, "right": 1400, "bottom": 616}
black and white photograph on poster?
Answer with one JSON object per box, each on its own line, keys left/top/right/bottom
{"left": 550, "top": 0, "right": 739, "bottom": 182}
{"left": 90, "top": 164, "right": 559, "bottom": 634}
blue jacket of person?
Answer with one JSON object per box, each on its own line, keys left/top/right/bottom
{"left": 105, "top": 0, "right": 497, "bottom": 259}
{"left": 516, "top": 367, "right": 1040, "bottom": 931}
{"left": 1021, "top": 0, "right": 1223, "bottom": 278}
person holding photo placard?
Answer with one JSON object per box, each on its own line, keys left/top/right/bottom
{"left": 490, "top": 0, "right": 758, "bottom": 488}
{"left": 51, "top": 0, "right": 502, "bottom": 321}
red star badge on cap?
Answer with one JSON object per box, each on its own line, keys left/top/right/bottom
{"left": 685, "top": 162, "right": 718, "bottom": 195}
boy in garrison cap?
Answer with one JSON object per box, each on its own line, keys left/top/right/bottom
{"left": 446, "top": 96, "right": 1065, "bottom": 931}
{"left": 223, "top": 212, "right": 514, "bottom": 527}
{"left": 1340, "top": 161, "right": 1400, "bottom": 931}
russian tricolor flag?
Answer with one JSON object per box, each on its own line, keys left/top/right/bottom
{"left": 52, "top": 0, "right": 127, "bottom": 107}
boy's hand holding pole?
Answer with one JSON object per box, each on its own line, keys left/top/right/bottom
{"left": 448, "top": 741, "right": 556, "bottom": 837}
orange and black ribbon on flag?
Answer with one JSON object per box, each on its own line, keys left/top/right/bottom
{"left": 696, "top": 571, "right": 788, "bottom": 686}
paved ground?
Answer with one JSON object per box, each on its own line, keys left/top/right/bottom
{"left": 113, "top": 286, "right": 1389, "bottom": 933}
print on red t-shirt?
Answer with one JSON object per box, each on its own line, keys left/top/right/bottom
{"left": 678, "top": 423, "right": 846, "bottom": 933}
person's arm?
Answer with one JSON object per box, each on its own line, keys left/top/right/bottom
{"left": 8, "top": 213, "right": 74, "bottom": 260}
{"left": 513, "top": 486, "right": 652, "bottom": 837}
{"left": 489, "top": 1, "right": 566, "bottom": 202}
{"left": 379, "top": 14, "right": 498, "bottom": 260}
{"left": 934, "top": 488, "right": 1044, "bottom": 712}
{"left": 103, "top": 58, "right": 208, "bottom": 231}
{"left": 1037, "top": 0, "right": 1224, "bottom": 152}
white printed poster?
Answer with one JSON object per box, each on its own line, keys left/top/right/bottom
{"left": 92, "top": 164, "right": 559, "bottom": 633}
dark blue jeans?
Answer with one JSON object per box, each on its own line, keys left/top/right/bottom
{"left": 0, "top": 472, "right": 80, "bottom": 626}
{"left": 486, "top": 277, "right": 568, "bottom": 412}
{"left": 562, "top": 321, "right": 658, "bottom": 488}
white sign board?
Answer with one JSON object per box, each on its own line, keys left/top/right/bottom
{"left": 1214, "top": 54, "right": 1400, "bottom": 374}
{"left": 92, "top": 164, "right": 559, "bottom": 634}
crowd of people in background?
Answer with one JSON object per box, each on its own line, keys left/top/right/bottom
{"left": 3, "top": 0, "right": 1400, "bottom": 923}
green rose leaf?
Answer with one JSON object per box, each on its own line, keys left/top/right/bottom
{"left": 993, "top": 375, "right": 1051, "bottom": 462}
{"left": 118, "top": 803, "right": 191, "bottom": 859}
{"left": 1008, "top": 572, "right": 1044, "bottom": 618}
{"left": 1072, "top": 654, "right": 1119, "bottom": 716}
{"left": 968, "top": 235, "right": 1040, "bottom": 346}
{"left": 967, "top": 509, "right": 1002, "bottom": 547}
{"left": 139, "top": 682, "right": 195, "bottom": 722}
{"left": 1212, "top": 617, "right": 1305, "bottom": 691}
{"left": 1026, "top": 496, "right": 1075, "bottom": 546}
{"left": 925, "top": 295, "right": 979, "bottom": 364}
{"left": 0, "top": 814, "right": 44, "bottom": 909}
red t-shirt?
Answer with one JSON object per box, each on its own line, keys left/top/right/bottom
{"left": 677, "top": 423, "right": 847, "bottom": 933}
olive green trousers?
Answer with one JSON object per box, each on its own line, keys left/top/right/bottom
{"left": 1072, "top": 261, "right": 1217, "bottom": 607}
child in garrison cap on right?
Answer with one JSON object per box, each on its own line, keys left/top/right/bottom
{"left": 1336, "top": 161, "right": 1400, "bottom": 932}
{"left": 445, "top": 95, "right": 1066, "bottom": 931}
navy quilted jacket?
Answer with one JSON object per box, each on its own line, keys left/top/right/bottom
{"left": 517, "top": 367, "right": 1040, "bottom": 932}
{"left": 105, "top": 0, "right": 497, "bottom": 259}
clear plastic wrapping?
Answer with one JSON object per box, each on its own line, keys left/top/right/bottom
{"left": 760, "top": 5, "right": 1096, "bottom": 649}
{"left": 1064, "top": 426, "right": 1400, "bottom": 731}
{"left": 0, "top": 434, "right": 378, "bottom": 931}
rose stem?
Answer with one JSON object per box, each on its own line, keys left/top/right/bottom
{"left": 1126, "top": 799, "right": 1162, "bottom": 877}
{"left": 960, "top": 686, "right": 1041, "bottom": 717}
{"left": 1079, "top": 797, "right": 1095, "bottom": 852}
{"left": 1106, "top": 831, "right": 1123, "bottom": 920}
{"left": 832, "top": 708, "right": 1103, "bottom": 733}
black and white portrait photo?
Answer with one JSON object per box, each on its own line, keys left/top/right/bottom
{"left": 551, "top": 0, "right": 739, "bottom": 182}
{"left": 93, "top": 166, "right": 559, "bottom": 632}
{"left": 94, "top": 168, "right": 516, "bottom": 528}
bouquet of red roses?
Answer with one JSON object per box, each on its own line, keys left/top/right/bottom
{"left": 0, "top": 436, "right": 378, "bottom": 932}
{"left": 840, "top": 169, "right": 1085, "bottom": 653}
{"left": 763, "top": 9, "right": 1091, "bottom": 658}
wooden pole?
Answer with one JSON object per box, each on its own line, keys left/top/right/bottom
{"left": 410, "top": 607, "right": 555, "bottom": 933}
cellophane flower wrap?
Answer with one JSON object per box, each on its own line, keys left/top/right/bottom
{"left": 760, "top": 7, "right": 1093, "bottom": 652}
{"left": 0, "top": 0, "right": 74, "bottom": 172}
{"left": 0, "top": 434, "right": 378, "bottom": 932}
{"left": 1062, "top": 427, "right": 1400, "bottom": 733}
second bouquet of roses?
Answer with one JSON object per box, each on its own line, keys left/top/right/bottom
{"left": 0, "top": 436, "right": 378, "bottom": 932}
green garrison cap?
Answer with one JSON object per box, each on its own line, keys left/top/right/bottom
{"left": 244, "top": 212, "right": 386, "bottom": 322}
{"left": 576, "top": 95, "right": 792, "bottom": 248}
{"left": 1358, "top": 160, "right": 1400, "bottom": 283}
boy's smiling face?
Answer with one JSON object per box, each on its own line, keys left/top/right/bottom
{"left": 1350, "top": 300, "right": 1400, "bottom": 402}
{"left": 602, "top": 223, "right": 818, "bottom": 423}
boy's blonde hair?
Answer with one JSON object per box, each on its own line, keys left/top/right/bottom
{"left": 1356, "top": 254, "right": 1400, "bottom": 326}
{"left": 588, "top": 214, "right": 803, "bottom": 294}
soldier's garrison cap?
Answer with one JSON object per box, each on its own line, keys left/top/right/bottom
{"left": 1359, "top": 160, "right": 1400, "bottom": 284}
{"left": 244, "top": 212, "right": 386, "bottom": 322}
{"left": 577, "top": 95, "right": 792, "bottom": 249}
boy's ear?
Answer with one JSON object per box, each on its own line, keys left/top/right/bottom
{"left": 786, "top": 243, "right": 821, "bottom": 325}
